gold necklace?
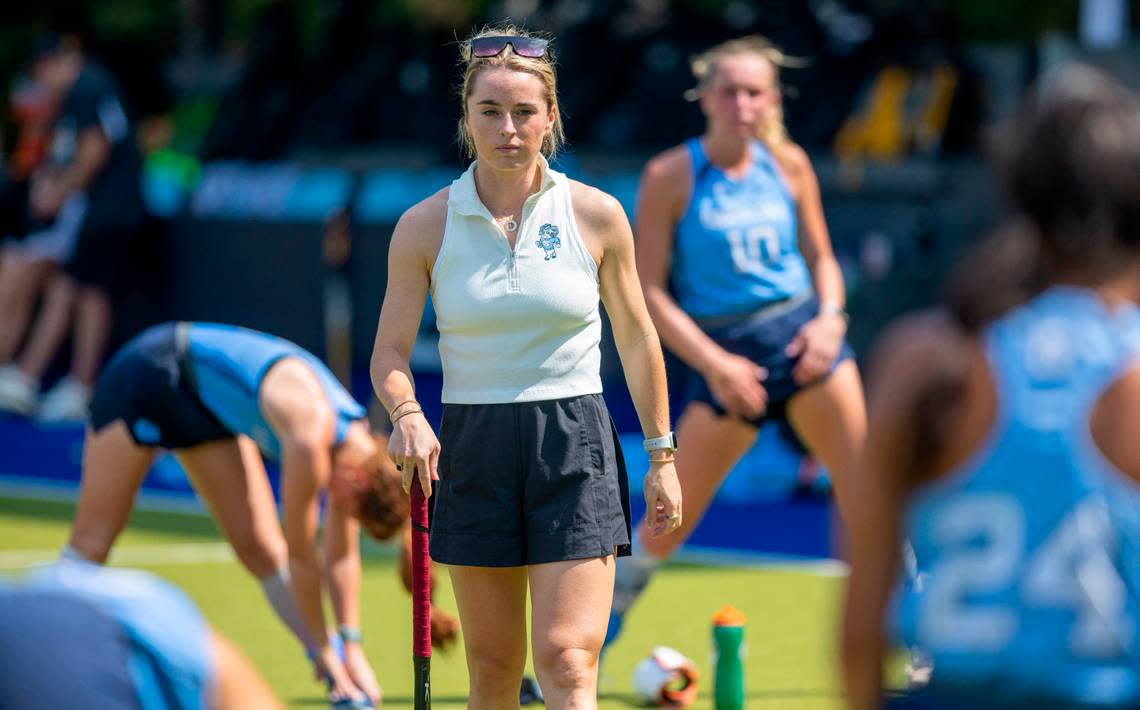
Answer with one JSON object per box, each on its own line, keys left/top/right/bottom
{"left": 495, "top": 215, "right": 518, "bottom": 232}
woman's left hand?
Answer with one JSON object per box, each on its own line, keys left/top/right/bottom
{"left": 644, "top": 460, "right": 682, "bottom": 537}
{"left": 343, "top": 643, "right": 382, "bottom": 705}
{"left": 785, "top": 312, "right": 846, "bottom": 385}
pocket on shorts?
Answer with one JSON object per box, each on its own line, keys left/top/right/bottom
{"left": 579, "top": 395, "right": 616, "bottom": 530}
{"left": 572, "top": 396, "right": 600, "bottom": 471}
{"left": 524, "top": 397, "right": 595, "bottom": 532}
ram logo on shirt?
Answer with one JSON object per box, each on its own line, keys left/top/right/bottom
{"left": 536, "top": 224, "right": 561, "bottom": 260}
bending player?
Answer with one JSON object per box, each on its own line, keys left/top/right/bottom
{"left": 65, "top": 321, "right": 397, "bottom": 708}
{"left": 1, "top": 560, "right": 282, "bottom": 709}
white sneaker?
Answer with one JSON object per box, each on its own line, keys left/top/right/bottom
{"left": 0, "top": 365, "right": 39, "bottom": 416}
{"left": 37, "top": 376, "right": 92, "bottom": 423}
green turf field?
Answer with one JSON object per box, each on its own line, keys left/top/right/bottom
{"left": 0, "top": 494, "right": 845, "bottom": 709}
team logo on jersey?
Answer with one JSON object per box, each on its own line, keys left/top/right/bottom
{"left": 536, "top": 224, "right": 561, "bottom": 260}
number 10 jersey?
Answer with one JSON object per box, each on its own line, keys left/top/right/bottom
{"left": 670, "top": 137, "right": 811, "bottom": 319}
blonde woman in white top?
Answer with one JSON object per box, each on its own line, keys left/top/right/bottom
{"left": 371, "top": 25, "right": 682, "bottom": 710}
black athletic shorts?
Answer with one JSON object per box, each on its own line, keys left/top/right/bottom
{"left": 89, "top": 322, "right": 231, "bottom": 448}
{"left": 430, "top": 393, "right": 632, "bottom": 567}
{"left": 687, "top": 293, "right": 855, "bottom": 430}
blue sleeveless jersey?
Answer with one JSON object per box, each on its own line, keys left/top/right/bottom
{"left": 185, "top": 323, "right": 365, "bottom": 459}
{"left": 14, "top": 561, "right": 212, "bottom": 710}
{"left": 893, "top": 287, "right": 1140, "bottom": 708}
{"left": 671, "top": 138, "right": 811, "bottom": 318}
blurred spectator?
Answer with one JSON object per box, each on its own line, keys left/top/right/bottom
{"left": 0, "top": 32, "right": 149, "bottom": 421}
{"left": 0, "top": 560, "right": 280, "bottom": 709}
{"left": 6, "top": 77, "right": 57, "bottom": 182}
{"left": 0, "top": 78, "right": 59, "bottom": 379}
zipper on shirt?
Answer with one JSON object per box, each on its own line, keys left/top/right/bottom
{"left": 509, "top": 250, "right": 520, "bottom": 291}
{"left": 507, "top": 198, "right": 535, "bottom": 293}
{"left": 494, "top": 190, "right": 542, "bottom": 294}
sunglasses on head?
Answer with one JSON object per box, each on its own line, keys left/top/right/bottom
{"left": 470, "top": 36, "right": 550, "bottom": 59}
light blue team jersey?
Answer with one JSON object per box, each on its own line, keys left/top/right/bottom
{"left": 4, "top": 561, "right": 213, "bottom": 710}
{"left": 185, "top": 323, "right": 366, "bottom": 459}
{"left": 893, "top": 287, "right": 1140, "bottom": 708}
{"left": 670, "top": 138, "right": 811, "bottom": 318}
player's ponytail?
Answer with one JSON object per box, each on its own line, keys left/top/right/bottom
{"left": 999, "top": 65, "right": 1140, "bottom": 281}
{"left": 944, "top": 222, "right": 1046, "bottom": 333}
{"left": 945, "top": 65, "right": 1140, "bottom": 332}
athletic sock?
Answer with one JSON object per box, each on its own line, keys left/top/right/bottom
{"left": 59, "top": 544, "right": 97, "bottom": 564}
{"left": 612, "top": 537, "right": 664, "bottom": 616}
{"left": 259, "top": 567, "right": 317, "bottom": 649}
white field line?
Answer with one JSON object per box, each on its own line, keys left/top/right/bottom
{"left": 0, "top": 542, "right": 234, "bottom": 569}
{"left": 1, "top": 477, "right": 848, "bottom": 577}
{"left": 0, "top": 476, "right": 208, "bottom": 516}
{"left": 673, "top": 545, "right": 849, "bottom": 577}
{"left": 1, "top": 542, "right": 846, "bottom": 575}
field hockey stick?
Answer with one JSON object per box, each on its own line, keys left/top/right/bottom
{"left": 411, "top": 480, "right": 432, "bottom": 710}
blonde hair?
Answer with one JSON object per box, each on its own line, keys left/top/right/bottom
{"left": 456, "top": 25, "right": 566, "bottom": 159}
{"left": 685, "top": 36, "right": 806, "bottom": 147}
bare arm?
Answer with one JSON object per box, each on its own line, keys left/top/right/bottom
{"left": 842, "top": 315, "right": 963, "bottom": 710}
{"left": 279, "top": 438, "right": 330, "bottom": 647}
{"left": 577, "top": 181, "right": 682, "bottom": 536}
{"left": 634, "top": 150, "right": 769, "bottom": 419}
{"left": 370, "top": 193, "right": 446, "bottom": 497}
{"left": 635, "top": 151, "right": 724, "bottom": 376}
{"left": 323, "top": 502, "right": 361, "bottom": 632}
{"left": 774, "top": 143, "right": 849, "bottom": 384}
{"left": 31, "top": 127, "right": 111, "bottom": 219}
{"left": 586, "top": 186, "right": 670, "bottom": 440}
{"left": 261, "top": 362, "right": 361, "bottom": 700}
{"left": 323, "top": 502, "right": 381, "bottom": 702}
{"left": 781, "top": 144, "right": 845, "bottom": 309}
{"left": 57, "top": 127, "right": 110, "bottom": 194}
{"left": 370, "top": 199, "right": 438, "bottom": 413}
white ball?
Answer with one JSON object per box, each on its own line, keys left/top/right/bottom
{"left": 631, "top": 646, "right": 699, "bottom": 707}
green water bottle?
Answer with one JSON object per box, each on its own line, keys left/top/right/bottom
{"left": 712, "top": 605, "right": 746, "bottom": 709}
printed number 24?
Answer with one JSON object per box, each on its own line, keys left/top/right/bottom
{"left": 920, "top": 495, "right": 1132, "bottom": 658}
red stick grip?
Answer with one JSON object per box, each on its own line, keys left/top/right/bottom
{"left": 411, "top": 482, "right": 432, "bottom": 660}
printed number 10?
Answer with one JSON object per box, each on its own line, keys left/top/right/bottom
{"left": 726, "top": 227, "right": 781, "bottom": 272}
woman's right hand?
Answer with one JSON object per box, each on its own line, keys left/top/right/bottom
{"left": 706, "top": 352, "right": 769, "bottom": 420}
{"left": 390, "top": 413, "right": 441, "bottom": 498}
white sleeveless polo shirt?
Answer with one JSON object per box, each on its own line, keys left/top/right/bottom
{"left": 430, "top": 158, "right": 603, "bottom": 404}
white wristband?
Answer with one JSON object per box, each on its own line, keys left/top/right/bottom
{"left": 820, "top": 302, "right": 849, "bottom": 324}
{"left": 643, "top": 432, "right": 677, "bottom": 453}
